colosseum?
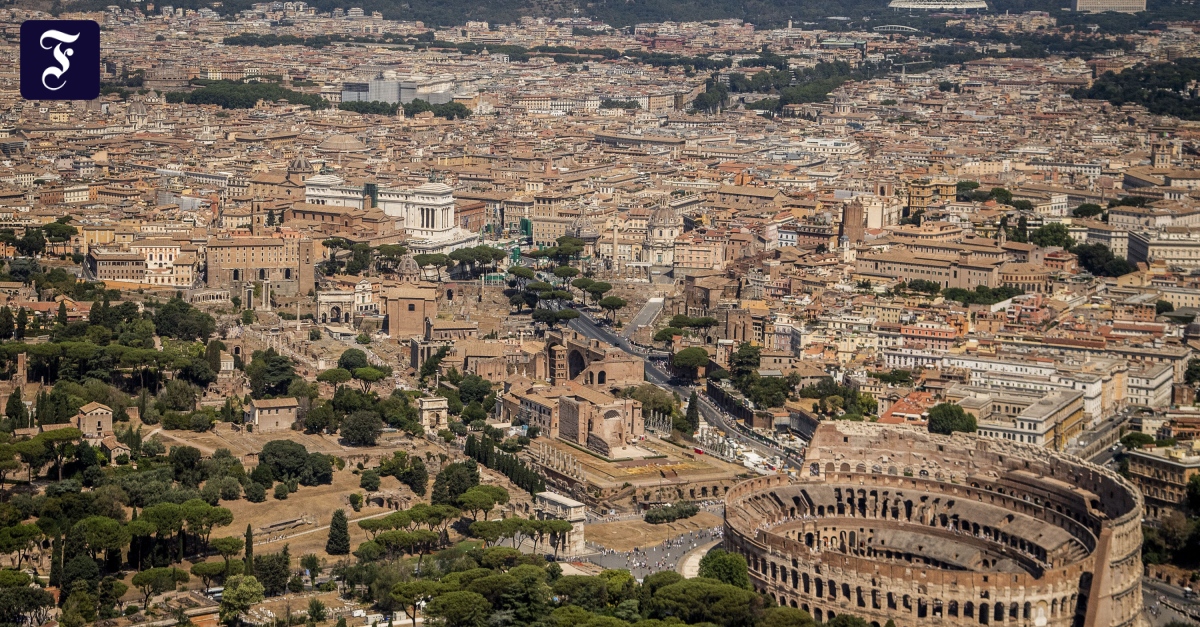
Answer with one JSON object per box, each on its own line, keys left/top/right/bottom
{"left": 724, "top": 421, "right": 1144, "bottom": 627}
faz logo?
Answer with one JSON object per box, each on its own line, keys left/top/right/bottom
{"left": 20, "top": 20, "right": 100, "bottom": 101}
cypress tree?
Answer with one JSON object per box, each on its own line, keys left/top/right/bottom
{"left": 0, "top": 306, "right": 12, "bottom": 339}
{"left": 686, "top": 391, "right": 700, "bottom": 434}
{"left": 326, "top": 510, "right": 350, "bottom": 555}
{"left": 244, "top": 524, "right": 254, "bottom": 575}
{"left": 6, "top": 388, "right": 26, "bottom": 429}
{"left": 48, "top": 537, "right": 62, "bottom": 588}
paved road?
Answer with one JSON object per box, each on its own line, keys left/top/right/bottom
{"left": 677, "top": 540, "right": 722, "bottom": 578}
{"left": 583, "top": 526, "right": 724, "bottom": 581}
{"left": 622, "top": 297, "right": 664, "bottom": 338}
{"left": 1143, "top": 578, "right": 1200, "bottom": 625}
{"left": 567, "top": 312, "right": 786, "bottom": 462}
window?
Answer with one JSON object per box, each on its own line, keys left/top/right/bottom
{"left": 407, "top": 304, "right": 415, "bottom": 311}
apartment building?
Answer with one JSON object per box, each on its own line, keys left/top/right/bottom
{"left": 1127, "top": 363, "right": 1173, "bottom": 410}
{"left": 86, "top": 250, "right": 147, "bottom": 283}
{"left": 1126, "top": 442, "right": 1200, "bottom": 520}
{"left": 1129, "top": 227, "right": 1200, "bottom": 269}
{"left": 948, "top": 384, "right": 1085, "bottom": 451}
{"left": 854, "top": 249, "right": 1001, "bottom": 289}
{"left": 206, "top": 235, "right": 316, "bottom": 297}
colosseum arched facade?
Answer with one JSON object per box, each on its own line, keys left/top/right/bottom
{"left": 724, "top": 422, "right": 1145, "bottom": 627}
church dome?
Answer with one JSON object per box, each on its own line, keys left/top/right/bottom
{"left": 567, "top": 214, "right": 600, "bottom": 242}
{"left": 398, "top": 253, "right": 422, "bottom": 280}
{"left": 288, "top": 154, "right": 313, "bottom": 174}
{"left": 648, "top": 205, "right": 680, "bottom": 229}
{"left": 128, "top": 99, "right": 148, "bottom": 116}
{"left": 316, "top": 133, "right": 367, "bottom": 153}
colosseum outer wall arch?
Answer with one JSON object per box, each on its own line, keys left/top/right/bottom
{"left": 723, "top": 422, "right": 1145, "bottom": 627}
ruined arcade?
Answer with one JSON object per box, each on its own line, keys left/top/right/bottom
{"left": 724, "top": 422, "right": 1144, "bottom": 627}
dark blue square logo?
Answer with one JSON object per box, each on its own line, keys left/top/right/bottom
{"left": 20, "top": 20, "right": 100, "bottom": 101}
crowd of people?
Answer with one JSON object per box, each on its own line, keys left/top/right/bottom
{"left": 588, "top": 526, "right": 725, "bottom": 579}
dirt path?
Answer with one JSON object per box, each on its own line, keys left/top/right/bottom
{"left": 255, "top": 510, "right": 396, "bottom": 548}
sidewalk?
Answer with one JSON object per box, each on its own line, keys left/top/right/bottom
{"left": 676, "top": 540, "right": 721, "bottom": 578}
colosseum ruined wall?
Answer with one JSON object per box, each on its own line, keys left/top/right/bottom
{"left": 723, "top": 421, "right": 1144, "bottom": 627}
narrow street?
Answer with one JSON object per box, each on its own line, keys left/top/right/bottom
{"left": 567, "top": 311, "right": 787, "bottom": 462}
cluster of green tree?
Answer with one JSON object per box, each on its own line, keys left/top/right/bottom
{"left": 1120, "top": 432, "right": 1177, "bottom": 450}
{"left": 721, "top": 344, "right": 801, "bottom": 410}
{"left": 528, "top": 44, "right": 621, "bottom": 59}
{"left": 254, "top": 439, "right": 336, "bottom": 499}
{"left": 986, "top": 210, "right": 1135, "bottom": 276}
{"left": 505, "top": 269, "right": 570, "bottom": 320}
{"left": 467, "top": 515, "right": 573, "bottom": 555}
{"left": 1073, "top": 243, "right": 1137, "bottom": 277}
{"left": 624, "top": 51, "right": 731, "bottom": 71}
{"left": 406, "top": 40, "right": 517, "bottom": 58}
{"left": 1072, "top": 58, "right": 1200, "bottom": 120}
{"left": 1072, "top": 203, "right": 1105, "bottom": 219}
{"left": 353, "top": 503, "right": 462, "bottom": 563}
{"left": 0, "top": 436, "right": 283, "bottom": 626}
{"left": 165, "top": 80, "right": 330, "bottom": 110}
{"left": 439, "top": 370, "right": 498, "bottom": 429}
{"left": 737, "top": 50, "right": 788, "bottom": 71}
{"left": 955, "top": 183, "right": 1016, "bottom": 205}
{"left": 978, "top": 30, "right": 1133, "bottom": 59}
{"left": 244, "top": 347, "right": 306, "bottom": 400}
{"left": 448, "top": 246, "right": 508, "bottom": 277}
{"left": 900, "top": 279, "right": 942, "bottom": 295}
{"left": 320, "top": 239, "right": 412, "bottom": 276}
{"left": 308, "top": 351, "right": 422, "bottom": 441}
{"left": 1110, "top": 195, "right": 1150, "bottom": 209}
{"left": 464, "top": 434, "right": 546, "bottom": 496}
{"left": 796, "top": 378, "right": 877, "bottom": 421}
{"left": 727, "top": 69, "right": 792, "bottom": 94}
{"left": 941, "top": 285, "right": 1025, "bottom": 306}
{"left": 148, "top": 297, "right": 217, "bottom": 342}
{"left": 671, "top": 347, "right": 711, "bottom": 382}
{"left": 337, "top": 532, "right": 825, "bottom": 627}
{"left": 1141, "top": 511, "right": 1200, "bottom": 567}
{"left": 1185, "top": 358, "right": 1200, "bottom": 388}
{"left": 455, "top": 485, "right": 510, "bottom": 521}
{"left": 868, "top": 370, "right": 913, "bottom": 386}
{"left": 926, "top": 403, "right": 977, "bottom": 435}
{"left": 691, "top": 78, "right": 729, "bottom": 113}
{"left": 619, "top": 384, "right": 684, "bottom": 430}
{"left": 600, "top": 99, "right": 642, "bottom": 109}
{"left": 507, "top": 259, "right": 622, "bottom": 327}
{"left": 223, "top": 33, "right": 315, "bottom": 47}
{"left": 0, "top": 301, "right": 225, "bottom": 435}
{"left": 431, "top": 459, "right": 481, "bottom": 507}
{"left": 374, "top": 450, "right": 431, "bottom": 496}
{"left": 643, "top": 501, "right": 700, "bottom": 524}
{"left": 15, "top": 264, "right": 115, "bottom": 302}
{"left": 0, "top": 223, "right": 71, "bottom": 260}
{"left": 338, "top": 100, "right": 402, "bottom": 116}
{"left": 523, "top": 237, "right": 586, "bottom": 266}
{"left": 667, "top": 315, "right": 719, "bottom": 332}
{"left": 403, "top": 99, "right": 472, "bottom": 119}
{"left": 782, "top": 61, "right": 885, "bottom": 109}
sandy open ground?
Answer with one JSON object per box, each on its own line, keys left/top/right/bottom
{"left": 584, "top": 511, "right": 722, "bottom": 551}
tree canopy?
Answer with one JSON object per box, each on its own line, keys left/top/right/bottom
{"left": 927, "top": 403, "right": 977, "bottom": 435}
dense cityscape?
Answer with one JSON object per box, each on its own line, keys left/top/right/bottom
{"left": 0, "top": 0, "right": 1198, "bottom": 625}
